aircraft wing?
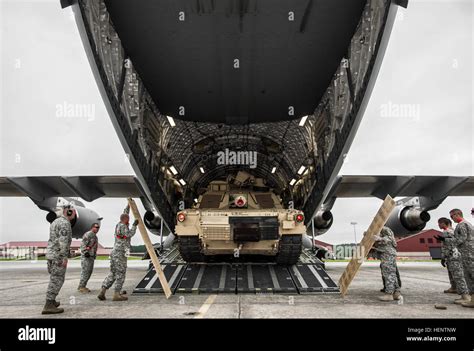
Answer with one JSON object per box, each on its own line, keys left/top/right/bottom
{"left": 321, "top": 175, "right": 473, "bottom": 214}
{"left": 0, "top": 176, "right": 142, "bottom": 202}
{"left": 307, "top": 175, "right": 474, "bottom": 237}
{"left": 1, "top": 175, "right": 471, "bottom": 238}
{"left": 325, "top": 175, "right": 474, "bottom": 200}
{"left": 2, "top": 175, "right": 472, "bottom": 203}
{"left": 0, "top": 175, "right": 169, "bottom": 238}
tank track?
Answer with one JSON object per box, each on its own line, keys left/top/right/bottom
{"left": 275, "top": 235, "right": 303, "bottom": 265}
{"left": 178, "top": 236, "right": 206, "bottom": 262}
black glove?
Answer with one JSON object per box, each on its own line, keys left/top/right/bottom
{"left": 84, "top": 252, "right": 91, "bottom": 258}
{"left": 133, "top": 219, "right": 139, "bottom": 226}
{"left": 434, "top": 235, "right": 445, "bottom": 242}
{"left": 441, "top": 258, "right": 446, "bottom": 267}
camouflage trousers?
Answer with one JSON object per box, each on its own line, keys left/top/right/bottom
{"left": 382, "top": 264, "right": 402, "bottom": 290}
{"left": 446, "top": 258, "right": 469, "bottom": 295}
{"left": 46, "top": 259, "right": 67, "bottom": 301}
{"left": 448, "top": 269, "right": 455, "bottom": 289}
{"left": 102, "top": 252, "right": 127, "bottom": 292}
{"left": 78, "top": 256, "right": 95, "bottom": 288}
{"left": 461, "top": 255, "right": 473, "bottom": 294}
{"left": 380, "top": 253, "right": 400, "bottom": 294}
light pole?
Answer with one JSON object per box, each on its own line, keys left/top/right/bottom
{"left": 350, "top": 221, "right": 358, "bottom": 245}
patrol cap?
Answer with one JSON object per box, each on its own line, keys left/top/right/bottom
{"left": 54, "top": 199, "right": 76, "bottom": 216}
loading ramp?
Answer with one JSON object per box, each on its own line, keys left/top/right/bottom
{"left": 133, "top": 248, "right": 339, "bottom": 295}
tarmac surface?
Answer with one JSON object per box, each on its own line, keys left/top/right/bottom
{"left": 0, "top": 260, "right": 472, "bottom": 319}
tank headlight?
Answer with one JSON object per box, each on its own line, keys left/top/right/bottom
{"left": 295, "top": 213, "right": 304, "bottom": 223}
{"left": 234, "top": 196, "right": 247, "bottom": 208}
{"left": 177, "top": 212, "right": 186, "bottom": 222}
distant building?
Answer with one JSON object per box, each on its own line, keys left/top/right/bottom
{"left": 0, "top": 240, "right": 112, "bottom": 259}
{"left": 313, "top": 239, "right": 334, "bottom": 252}
{"left": 325, "top": 229, "right": 444, "bottom": 260}
{"left": 396, "top": 229, "right": 442, "bottom": 259}
{"left": 311, "top": 239, "right": 336, "bottom": 259}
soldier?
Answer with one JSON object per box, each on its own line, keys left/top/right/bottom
{"left": 369, "top": 246, "right": 402, "bottom": 293}
{"left": 98, "top": 204, "right": 138, "bottom": 301}
{"left": 441, "top": 209, "right": 473, "bottom": 307}
{"left": 436, "top": 217, "right": 468, "bottom": 296}
{"left": 42, "top": 204, "right": 77, "bottom": 315}
{"left": 77, "top": 223, "right": 100, "bottom": 293}
{"left": 373, "top": 226, "right": 402, "bottom": 301}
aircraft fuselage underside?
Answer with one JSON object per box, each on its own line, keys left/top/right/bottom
{"left": 66, "top": 0, "right": 404, "bottom": 232}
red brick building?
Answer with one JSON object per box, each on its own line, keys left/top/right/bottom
{"left": 314, "top": 239, "right": 334, "bottom": 251}
{"left": 396, "top": 229, "right": 442, "bottom": 259}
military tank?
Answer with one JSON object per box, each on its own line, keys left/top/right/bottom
{"left": 175, "top": 172, "right": 305, "bottom": 265}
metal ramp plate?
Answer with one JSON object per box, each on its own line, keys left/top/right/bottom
{"left": 237, "top": 264, "right": 297, "bottom": 294}
{"left": 176, "top": 264, "right": 236, "bottom": 294}
{"left": 289, "top": 263, "right": 340, "bottom": 293}
{"left": 133, "top": 263, "right": 186, "bottom": 294}
{"left": 133, "top": 261, "right": 339, "bottom": 295}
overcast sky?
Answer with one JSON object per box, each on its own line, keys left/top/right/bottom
{"left": 0, "top": 0, "right": 472, "bottom": 248}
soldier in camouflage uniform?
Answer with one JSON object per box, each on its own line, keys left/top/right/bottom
{"left": 77, "top": 223, "right": 100, "bottom": 293}
{"left": 443, "top": 209, "right": 473, "bottom": 307}
{"left": 98, "top": 204, "right": 138, "bottom": 301}
{"left": 373, "top": 226, "right": 402, "bottom": 301}
{"left": 437, "top": 217, "right": 468, "bottom": 296}
{"left": 42, "top": 204, "right": 77, "bottom": 315}
{"left": 368, "top": 247, "right": 401, "bottom": 293}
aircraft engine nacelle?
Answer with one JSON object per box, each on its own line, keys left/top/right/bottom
{"left": 46, "top": 206, "right": 103, "bottom": 239}
{"left": 385, "top": 206, "right": 431, "bottom": 237}
{"left": 311, "top": 210, "right": 334, "bottom": 235}
{"left": 302, "top": 210, "right": 333, "bottom": 252}
{"left": 143, "top": 210, "right": 163, "bottom": 235}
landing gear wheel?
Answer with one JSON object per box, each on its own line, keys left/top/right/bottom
{"left": 275, "top": 235, "right": 302, "bottom": 265}
{"left": 178, "top": 236, "right": 206, "bottom": 263}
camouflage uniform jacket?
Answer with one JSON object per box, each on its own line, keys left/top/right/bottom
{"left": 445, "top": 220, "right": 474, "bottom": 257}
{"left": 112, "top": 206, "right": 137, "bottom": 255}
{"left": 81, "top": 230, "right": 98, "bottom": 258}
{"left": 441, "top": 228, "right": 456, "bottom": 260}
{"left": 46, "top": 215, "right": 72, "bottom": 261}
{"left": 373, "top": 227, "right": 397, "bottom": 256}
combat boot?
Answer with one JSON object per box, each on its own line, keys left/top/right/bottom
{"left": 41, "top": 300, "right": 64, "bottom": 315}
{"left": 461, "top": 295, "right": 474, "bottom": 308}
{"left": 78, "top": 287, "right": 90, "bottom": 293}
{"left": 444, "top": 287, "right": 457, "bottom": 294}
{"left": 378, "top": 293, "right": 394, "bottom": 302}
{"left": 97, "top": 287, "right": 107, "bottom": 301}
{"left": 454, "top": 294, "right": 471, "bottom": 305}
{"left": 393, "top": 291, "right": 402, "bottom": 300}
{"left": 53, "top": 300, "right": 60, "bottom": 307}
{"left": 112, "top": 291, "right": 128, "bottom": 301}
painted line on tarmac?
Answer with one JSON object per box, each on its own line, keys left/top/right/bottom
{"left": 194, "top": 294, "right": 217, "bottom": 319}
